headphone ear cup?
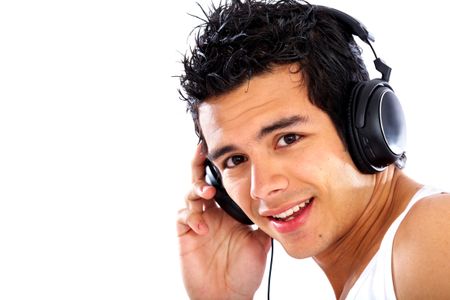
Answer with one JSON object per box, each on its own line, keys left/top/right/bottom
{"left": 347, "top": 79, "right": 407, "bottom": 174}
{"left": 204, "top": 161, "right": 253, "bottom": 225}
{"left": 347, "top": 82, "right": 374, "bottom": 173}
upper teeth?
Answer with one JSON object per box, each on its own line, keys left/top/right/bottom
{"left": 272, "top": 199, "right": 311, "bottom": 219}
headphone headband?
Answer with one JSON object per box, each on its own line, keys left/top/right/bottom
{"left": 315, "top": 5, "right": 374, "bottom": 43}
{"left": 315, "top": 5, "right": 391, "bottom": 82}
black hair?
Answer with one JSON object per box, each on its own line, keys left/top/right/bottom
{"left": 179, "top": 0, "right": 369, "bottom": 148}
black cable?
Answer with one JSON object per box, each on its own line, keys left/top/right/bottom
{"left": 267, "top": 238, "right": 274, "bottom": 300}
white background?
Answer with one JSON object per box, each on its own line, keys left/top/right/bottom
{"left": 0, "top": 0, "right": 449, "bottom": 299}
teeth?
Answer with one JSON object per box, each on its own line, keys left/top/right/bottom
{"left": 273, "top": 199, "right": 311, "bottom": 219}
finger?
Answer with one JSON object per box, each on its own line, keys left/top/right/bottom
{"left": 184, "top": 183, "right": 216, "bottom": 221}
{"left": 177, "top": 208, "right": 209, "bottom": 236}
{"left": 191, "top": 142, "right": 207, "bottom": 183}
{"left": 204, "top": 198, "right": 217, "bottom": 209}
{"left": 186, "top": 181, "right": 216, "bottom": 203}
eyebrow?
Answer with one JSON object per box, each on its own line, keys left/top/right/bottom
{"left": 208, "top": 114, "right": 309, "bottom": 162}
{"left": 257, "top": 115, "right": 309, "bottom": 139}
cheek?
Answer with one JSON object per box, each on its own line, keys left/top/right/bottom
{"left": 308, "top": 141, "right": 356, "bottom": 178}
{"left": 318, "top": 153, "right": 372, "bottom": 230}
{"left": 299, "top": 144, "right": 365, "bottom": 212}
{"left": 288, "top": 146, "right": 344, "bottom": 180}
{"left": 223, "top": 177, "right": 251, "bottom": 210}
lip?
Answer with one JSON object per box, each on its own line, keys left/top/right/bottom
{"left": 260, "top": 197, "right": 312, "bottom": 217}
{"left": 268, "top": 198, "right": 314, "bottom": 234}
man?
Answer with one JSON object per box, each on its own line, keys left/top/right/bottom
{"left": 176, "top": 0, "right": 450, "bottom": 299}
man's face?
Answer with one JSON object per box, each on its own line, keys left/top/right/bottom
{"left": 199, "top": 64, "right": 374, "bottom": 258}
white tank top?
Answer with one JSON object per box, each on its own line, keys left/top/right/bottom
{"left": 345, "top": 186, "right": 443, "bottom": 300}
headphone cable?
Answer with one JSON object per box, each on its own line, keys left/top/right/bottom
{"left": 267, "top": 238, "right": 274, "bottom": 300}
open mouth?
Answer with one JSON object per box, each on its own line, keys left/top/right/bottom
{"left": 270, "top": 197, "right": 314, "bottom": 222}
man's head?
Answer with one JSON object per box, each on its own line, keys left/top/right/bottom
{"left": 180, "top": 0, "right": 370, "bottom": 150}
{"left": 178, "top": 0, "right": 408, "bottom": 258}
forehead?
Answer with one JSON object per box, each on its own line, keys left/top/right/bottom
{"left": 198, "top": 64, "right": 316, "bottom": 149}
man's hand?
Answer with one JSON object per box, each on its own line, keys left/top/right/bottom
{"left": 177, "top": 144, "right": 271, "bottom": 300}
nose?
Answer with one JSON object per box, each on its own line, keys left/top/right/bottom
{"left": 250, "top": 158, "right": 288, "bottom": 201}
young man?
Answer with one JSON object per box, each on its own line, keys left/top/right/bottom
{"left": 176, "top": 0, "right": 450, "bottom": 299}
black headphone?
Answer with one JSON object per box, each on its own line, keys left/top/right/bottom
{"left": 320, "top": 6, "right": 407, "bottom": 174}
{"left": 205, "top": 5, "right": 407, "bottom": 224}
{"left": 205, "top": 159, "right": 254, "bottom": 225}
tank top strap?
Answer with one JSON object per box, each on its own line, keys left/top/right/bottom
{"left": 380, "top": 185, "right": 444, "bottom": 251}
{"left": 346, "top": 186, "right": 444, "bottom": 299}
{"left": 376, "top": 186, "right": 444, "bottom": 299}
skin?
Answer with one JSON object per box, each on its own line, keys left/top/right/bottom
{"left": 177, "top": 64, "right": 450, "bottom": 299}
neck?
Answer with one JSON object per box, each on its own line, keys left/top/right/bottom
{"left": 313, "top": 167, "right": 420, "bottom": 299}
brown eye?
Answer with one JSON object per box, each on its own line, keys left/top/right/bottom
{"left": 277, "top": 133, "right": 300, "bottom": 147}
{"left": 224, "top": 155, "right": 247, "bottom": 168}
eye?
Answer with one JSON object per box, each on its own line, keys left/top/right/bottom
{"left": 224, "top": 155, "right": 247, "bottom": 169}
{"left": 276, "top": 133, "right": 301, "bottom": 148}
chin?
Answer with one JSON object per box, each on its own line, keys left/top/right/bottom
{"left": 278, "top": 242, "right": 317, "bottom": 259}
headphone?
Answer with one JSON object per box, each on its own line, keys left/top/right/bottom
{"left": 205, "top": 5, "right": 407, "bottom": 225}
{"left": 320, "top": 6, "right": 407, "bottom": 174}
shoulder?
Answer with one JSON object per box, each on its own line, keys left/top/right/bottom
{"left": 393, "top": 191, "right": 450, "bottom": 299}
